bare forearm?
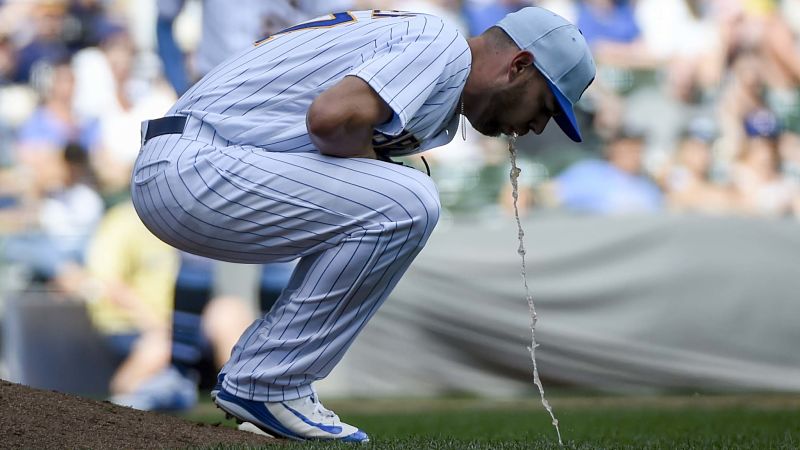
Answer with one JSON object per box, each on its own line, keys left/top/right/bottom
{"left": 306, "top": 75, "right": 392, "bottom": 159}
{"left": 306, "top": 114, "right": 377, "bottom": 159}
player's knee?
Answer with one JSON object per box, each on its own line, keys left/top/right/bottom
{"left": 399, "top": 189, "right": 441, "bottom": 241}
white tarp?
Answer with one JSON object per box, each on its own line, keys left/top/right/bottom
{"left": 320, "top": 214, "right": 800, "bottom": 397}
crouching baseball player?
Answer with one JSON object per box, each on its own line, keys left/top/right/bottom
{"left": 132, "top": 7, "right": 594, "bottom": 442}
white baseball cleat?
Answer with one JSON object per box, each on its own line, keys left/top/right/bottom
{"left": 214, "top": 388, "right": 369, "bottom": 442}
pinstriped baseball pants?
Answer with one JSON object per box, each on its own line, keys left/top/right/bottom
{"left": 131, "top": 118, "right": 440, "bottom": 402}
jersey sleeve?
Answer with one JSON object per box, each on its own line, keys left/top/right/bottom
{"left": 348, "top": 15, "right": 463, "bottom": 136}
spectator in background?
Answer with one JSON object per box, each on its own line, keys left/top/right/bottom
{"left": 723, "top": 0, "right": 800, "bottom": 136}
{"left": 1, "top": 5, "right": 111, "bottom": 290}
{"left": 36, "top": 142, "right": 102, "bottom": 272}
{"left": 578, "top": 0, "right": 639, "bottom": 46}
{"left": 11, "top": 57, "right": 100, "bottom": 241}
{"left": 63, "top": 0, "right": 116, "bottom": 52}
{"left": 72, "top": 22, "right": 175, "bottom": 203}
{"left": 543, "top": 127, "right": 663, "bottom": 214}
{"left": 714, "top": 2, "right": 800, "bottom": 162}
{"left": 77, "top": 200, "right": 187, "bottom": 410}
{"left": 571, "top": 0, "right": 663, "bottom": 166}
{"left": 575, "top": 0, "right": 658, "bottom": 70}
{"left": 660, "top": 119, "right": 736, "bottom": 215}
{"left": 15, "top": 57, "right": 99, "bottom": 157}
{"left": 1, "top": 142, "right": 103, "bottom": 285}
{"left": 731, "top": 109, "right": 800, "bottom": 218}
{"left": 717, "top": 50, "right": 767, "bottom": 164}
{"left": 64, "top": 200, "right": 255, "bottom": 411}
{"left": 635, "top": 0, "right": 726, "bottom": 103}
{"left": 13, "top": 0, "right": 71, "bottom": 84}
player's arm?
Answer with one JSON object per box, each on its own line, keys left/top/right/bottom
{"left": 306, "top": 75, "right": 393, "bottom": 159}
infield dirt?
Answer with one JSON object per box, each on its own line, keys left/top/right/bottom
{"left": 0, "top": 379, "right": 276, "bottom": 449}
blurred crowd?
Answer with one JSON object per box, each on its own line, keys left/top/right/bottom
{"left": 0, "top": 0, "right": 799, "bottom": 409}
{"left": 567, "top": 0, "right": 800, "bottom": 218}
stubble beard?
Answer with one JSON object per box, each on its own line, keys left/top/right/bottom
{"left": 471, "top": 84, "right": 521, "bottom": 137}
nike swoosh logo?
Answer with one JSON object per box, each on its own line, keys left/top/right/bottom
{"left": 282, "top": 404, "right": 343, "bottom": 435}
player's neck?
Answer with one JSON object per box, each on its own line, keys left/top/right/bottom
{"left": 463, "top": 36, "right": 507, "bottom": 121}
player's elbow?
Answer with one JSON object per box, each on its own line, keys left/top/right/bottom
{"left": 307, "top": 99, "right": 352, "bottom": 156}
{"left": 306, "top": 98, "right": 340, "bottom": 140}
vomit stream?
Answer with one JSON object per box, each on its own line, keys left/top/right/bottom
{"left": 508, "top": 134, "right": 562, "bottom": 445}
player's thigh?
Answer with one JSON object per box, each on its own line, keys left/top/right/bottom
{"left": 132, "top": 141, "right": 440, "bottom": 262}
{"left": 202, "top": 147, "right": 441, "bottom": 234}
{"left": 133, "top": 141, "right": 312, "bottom": 262}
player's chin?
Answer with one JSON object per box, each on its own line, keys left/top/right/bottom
{"left": 474, "top": 121, "right": 502, "bottom": 138}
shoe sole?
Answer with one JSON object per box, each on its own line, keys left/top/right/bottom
{"left": 214, "top": 393, "right": 304, "bottom": 441}
{"left": 214, "top": 392, "right": 368, "bottom": 443}
{"left": 237, "top": 421, "right": 275, "bottom": 437}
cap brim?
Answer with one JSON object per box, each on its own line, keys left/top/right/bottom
{"left": 545, "top": 78, "right": 582, "bottom": 143}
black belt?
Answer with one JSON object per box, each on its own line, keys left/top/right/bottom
{"left": 140, "top": 115, "right": 432, "bottom": 176}
{"left": 142, "top": 115, "right": 187, "bottom": 144}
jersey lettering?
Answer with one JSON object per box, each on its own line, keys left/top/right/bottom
{"left": 255, "top": 12, "right": 357, "bottom": 46}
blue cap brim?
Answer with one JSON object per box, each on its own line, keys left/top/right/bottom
{"left": 545, "top": 78, "right": 582, "bottom": 143}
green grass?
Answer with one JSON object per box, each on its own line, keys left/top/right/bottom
{"left": 190, "top": 394, "right": 800, "bottom": 449}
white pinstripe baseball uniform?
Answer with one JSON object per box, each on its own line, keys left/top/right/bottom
{"left": 132, "top": 10, "right": 471, "bottom": 402}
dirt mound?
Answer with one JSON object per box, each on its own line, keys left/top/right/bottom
{"left": 0, "top": 379, "right": 277, "bottom": 449}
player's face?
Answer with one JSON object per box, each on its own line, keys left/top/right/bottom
{"left": 472, "top": 66, "right": 559, "bottom": 138}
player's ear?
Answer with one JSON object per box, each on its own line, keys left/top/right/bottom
{"left": 509, "top": 51, "right": 534, "bottom": 81}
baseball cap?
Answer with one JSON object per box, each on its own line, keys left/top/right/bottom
{"left": 497, "top": 7, "right": 595, "bottom": 142}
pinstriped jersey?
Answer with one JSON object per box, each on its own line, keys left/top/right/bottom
{"left": 167, "top": 10, "right": 472, "bottom": 157}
